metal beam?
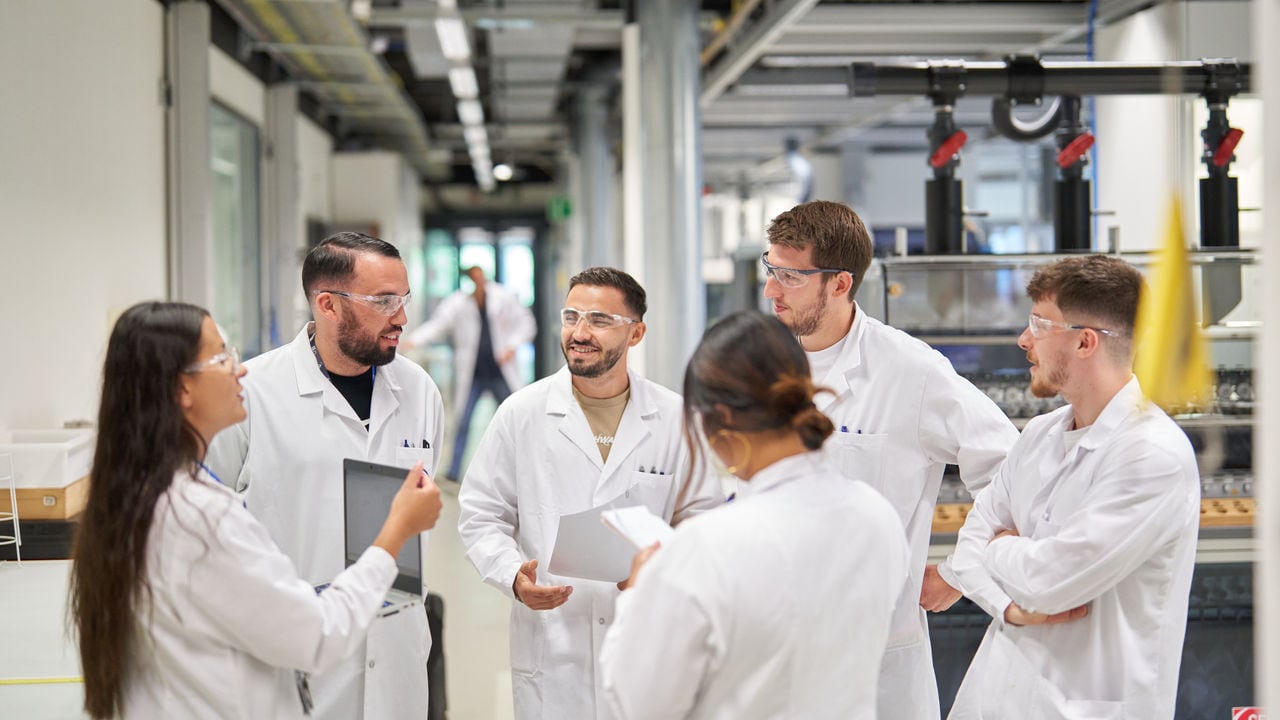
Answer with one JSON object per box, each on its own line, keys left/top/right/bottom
{"left": 700, "top": 0, "right": 821, "bottom": 108}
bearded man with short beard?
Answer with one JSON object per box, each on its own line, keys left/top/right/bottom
{"left": 456, "top": 266, "right": 724, "bottom": 720}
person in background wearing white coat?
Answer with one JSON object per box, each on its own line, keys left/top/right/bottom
{"left": 762, "top": 200, "right": 1019, "bottom": 719}
{"left": 458, "top": 266, "right": 724, "bottom": 720}
{"left": 405, "top": 265, "right": 536, "bottom": 483}
{"left": 206, "top": 232, "right": 446, "bottom": 719}
{"left": 599, "top": 311, "right": 910, "bottom": 719}
{"left": 945, "top": 255, "right": 1200, "bottom": 718}
{"left": 70, "top": 302, "right": 443, "bottom": 719}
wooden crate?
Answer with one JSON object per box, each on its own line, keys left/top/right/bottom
{"left": 13, "top": 476, "right": 89, "bottom": 520}
{"left": 932, "top": 497, "right": 1256, "bottom": 535}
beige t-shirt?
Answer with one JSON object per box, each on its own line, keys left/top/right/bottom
{"left": 573, "top": 385, "right": 631, "bottom": 463}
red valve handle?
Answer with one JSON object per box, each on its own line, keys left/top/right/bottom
{"left": 1056, "top": 133, "right": 1096, "bottom": 168}
{"left": 929, "top": 130, "right": 968, "bottom": 168}
{"left": 1211, "top": 128, "right": 1244, "bottom": 168}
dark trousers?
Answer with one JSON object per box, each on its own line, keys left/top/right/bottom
{"left": 425, "top": 592, "right": 447, "bottom": 720}
{"left": 449, "top": 373, "right": 512, "bottom": 479}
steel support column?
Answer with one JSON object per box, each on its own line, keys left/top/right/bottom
{"left": 165, "top": 1, "right": 211, "bottom": 304}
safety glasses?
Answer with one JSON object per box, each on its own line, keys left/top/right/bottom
{"left": 760, "top": 252, "right": 848, "bottom": 289}
{"left": 321, "top": 290, "right": 411, "bottom": 316}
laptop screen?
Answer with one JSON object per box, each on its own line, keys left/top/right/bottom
{"left": 342, "top": 458, "right": 422, "bottom": 595}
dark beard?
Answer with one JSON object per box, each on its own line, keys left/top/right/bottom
{"left": 780, "top": 291, "right": 827, "bottom": 338}
{"left": 338, "top": 312, "right": 399, "bottom": 367}
{"left": 562, "top": 341, "right": 624, "bottom": 378}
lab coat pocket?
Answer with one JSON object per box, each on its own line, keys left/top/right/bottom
{"left": 509, "top": 604, "right": 546, "bottom": 675}
{"left": 977, "top": 630, "right": 1039, "bottom": 716}
{"left": 833, "top": 432, "right": 899, "bottom": 503}
{"left": 395, "top": 447, "right": 436, "bottom": 473}
{"left": 624, "top": 470, "right": 675, "bottom": 517}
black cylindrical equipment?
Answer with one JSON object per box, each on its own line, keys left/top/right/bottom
{"left": 926, "top": 179, "right": 965, "bottom": 254}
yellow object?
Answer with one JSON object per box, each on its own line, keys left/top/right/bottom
{"left": 0, "top": 677, "right": 83, "bottom": 685}
{"left": 1133, "top": 197, "right": 1213, "bottom": 413}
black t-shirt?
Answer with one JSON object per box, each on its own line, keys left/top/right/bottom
{"left": 473, "top": 298, "right": 504, "bottom": 381}
{"left": 328, "top": 367, "right": 375, "bottom": 430}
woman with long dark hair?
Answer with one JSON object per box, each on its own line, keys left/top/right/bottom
{"left": 69, "top": 302, "right": 442, "bottom": 719}
{"left": 598, "top": 311, "right": 911, "bottom": 719}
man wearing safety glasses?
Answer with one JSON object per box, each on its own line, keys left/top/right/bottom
{"left": 207, "top": 232, "right": 445, "bottom": 720}
{"left": 762, "top": 201, "right": 1018, "bottom": 720}
{"left": 458, "top": 266, "right": 724, "bottom": 720}
{"left": 945, "top": 256, "right": 1198, "bottom": 718}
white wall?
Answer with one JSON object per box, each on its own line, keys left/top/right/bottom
{"left": 860, "top": 151, "right": 930, "bottom": 230}
{"left": 210, "top": 46, "right": 265, "bottom": 125}
{"left": 0, "top": 0, "right": 167, "bottom": 429}
{"left": 331, "top": 151, "right": 425, "bottom": 323}
{"left": 1095, "top": 0, "right": 1256, "bottom": 251}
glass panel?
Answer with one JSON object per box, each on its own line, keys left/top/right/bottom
{"left": 424, "top": 229, "right": 459, "bottom": 299}
{"left": 499, "top": 227, "right": 536, "bottom": 384}
{"left": 209, "top": 102, "right": 262, "bottom": 357}
{"left": 458, "top": 227, "right": 496, "bottom": 293}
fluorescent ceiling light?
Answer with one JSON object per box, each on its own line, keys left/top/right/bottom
{"left": 457, "top": 99, "right": 485, "bottom": 126}
{"left": 437, "top": 0, "right": 457, "bottom": 8}
{"left": 350, "top": 0, "right": 372, "bottom": 22}
{"left": 448, "top": 67, "right": 479, "bottom": 99}
{"left": 435, "top": 17, "right": 471, "bottom": 61}
{"left": 463, "top": 125, "right": 488, "bottom": 146}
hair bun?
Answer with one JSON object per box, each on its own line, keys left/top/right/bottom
{"left": 791, "top": 406, "right": 834, "bottom": 450}
{"left": 768, "top": 374, "right": 813, "bottom": 415}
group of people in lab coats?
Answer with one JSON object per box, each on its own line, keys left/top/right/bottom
{"left": 69, "top": 200, "right": 1198, "bottom": 720}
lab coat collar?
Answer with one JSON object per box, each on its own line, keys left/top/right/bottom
{"left": 815, "top": 302, "right": 868, "bottom": 412}
{"left": 546, "top": 366, "right": 659, "bottom": 474}
{"left": 736, "top": 451, "right": 824, "bottom": 499}
{"left": 286, "top": 323, "right": 405, "bottom": 430}
{"left": 1069, "top": 375, "right": 1146, "bottom": 452}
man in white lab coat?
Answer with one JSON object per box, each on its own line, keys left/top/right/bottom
{"left": 405, "top": 266, "right": 536, "bottom": 482}
{"left": 207, "top": 232, "right": 445, "bottom": 720}
{"left": 944, "top": 255, "right": 1199, "bottom": 718}
{"left": 762, "top": 200, "right": 1019, "bottom": 719}
{"left": 458, "top": 266, "right": 724, "bottom": 720}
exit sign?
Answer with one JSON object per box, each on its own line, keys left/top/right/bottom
{"left": 547, "top": 195, "right": 572, "bottom": 222}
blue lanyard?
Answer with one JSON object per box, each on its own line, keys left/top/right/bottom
{"left": 195, "top": 460, "right": 224, "bottom": 487}
{"left": 309, "top": 329, "right": 375, "bottom": 382}
{"left": 196, "top": 460, "right": 245, "bottom": 508}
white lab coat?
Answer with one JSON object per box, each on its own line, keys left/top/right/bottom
{"left": 406, "top": 281, "right": 537, "bottom": 411}
{"left": 206, "top": 324, "right": 445, "bottom": 720}
{"left": 123, "top": 468, "right": 399, "bottom": 719}
{"left": 944, "top": 377, "right": 1199, "bottom": 719}
{"left": 457, "top": 366, "right": 725, "bottom": 720}
{"left": 814, "top": 305, "right": 1018, "bottom": 720}
{"left": 598, "top": 452, "right": 910, "bottom": 720}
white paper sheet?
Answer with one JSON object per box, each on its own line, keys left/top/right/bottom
{"left": 601, "top": 506, "right": 675, "bottom": 550}
{"left": 548, "top": 503, "right": 641, "bottom": 582}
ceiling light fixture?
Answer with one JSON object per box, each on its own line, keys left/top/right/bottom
{"left": 435, "top": 17, "right": 471, "bottom": 61}
{"left": 448, "top": 67, "right": 479, "bottom": 99}
{"left": 493, "top": 163, "right": 514, "bottom": 181}
{"left": 457, "top": 99, "right": 485, "bottom": 126}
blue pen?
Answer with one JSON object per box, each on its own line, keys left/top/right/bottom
{"left": 841, "top": 425, "right": 849, "bottom": 433}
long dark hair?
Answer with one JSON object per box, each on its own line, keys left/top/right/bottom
{"left": 69, "top": 302, "right": 208, "bottom": 719}
{"left": 681, "top": 311, "right": 834, "bottom": 482}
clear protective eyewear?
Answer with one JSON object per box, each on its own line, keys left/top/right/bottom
{"left": 1027, "top": 313, "right": 1120, "bottom": 339}
{"left": 760, "top": 252, "right": 848, "bottom": 289}
{"left": 560, "top": 307, "right": 639, "bottom": 330}
{"left": 185, "top": 346, "right": 241, "bottom": 374}
{"left": 322, "top": 290, "right": 411, "bottom": 316}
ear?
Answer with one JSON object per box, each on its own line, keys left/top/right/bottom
{"left": 177, "top": 376, "right": 195, "bottom": 411}
{"left": 711, "top": 403, "right": 735, "bottom": 428}
{"left": 314, "top": 292, "right": 340, "bottom": 322}
{"left": 828, "top": 271, "right": 854, "bottom": 300}
{"left": 1076, "top": 328, "right": 1103, "bottom": 358}
{"left": 627, "top": 321, "right": 647, "bottom": 347}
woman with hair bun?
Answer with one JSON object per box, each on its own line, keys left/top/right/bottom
{"left": 598, "top": 311, "right": 910, "bottom": 719}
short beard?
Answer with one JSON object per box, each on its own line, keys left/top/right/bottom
{"left": 337, "top": 311, "right": 399, "bottom": 368}
{"left": 781, "top": 291, "right": 828, "bottom": 338}
{"left": 562, "top": 341, "right": 625, "bottom": 379}
{"left": 1029, "top": 351, "right": 1069, "bottom": 398}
